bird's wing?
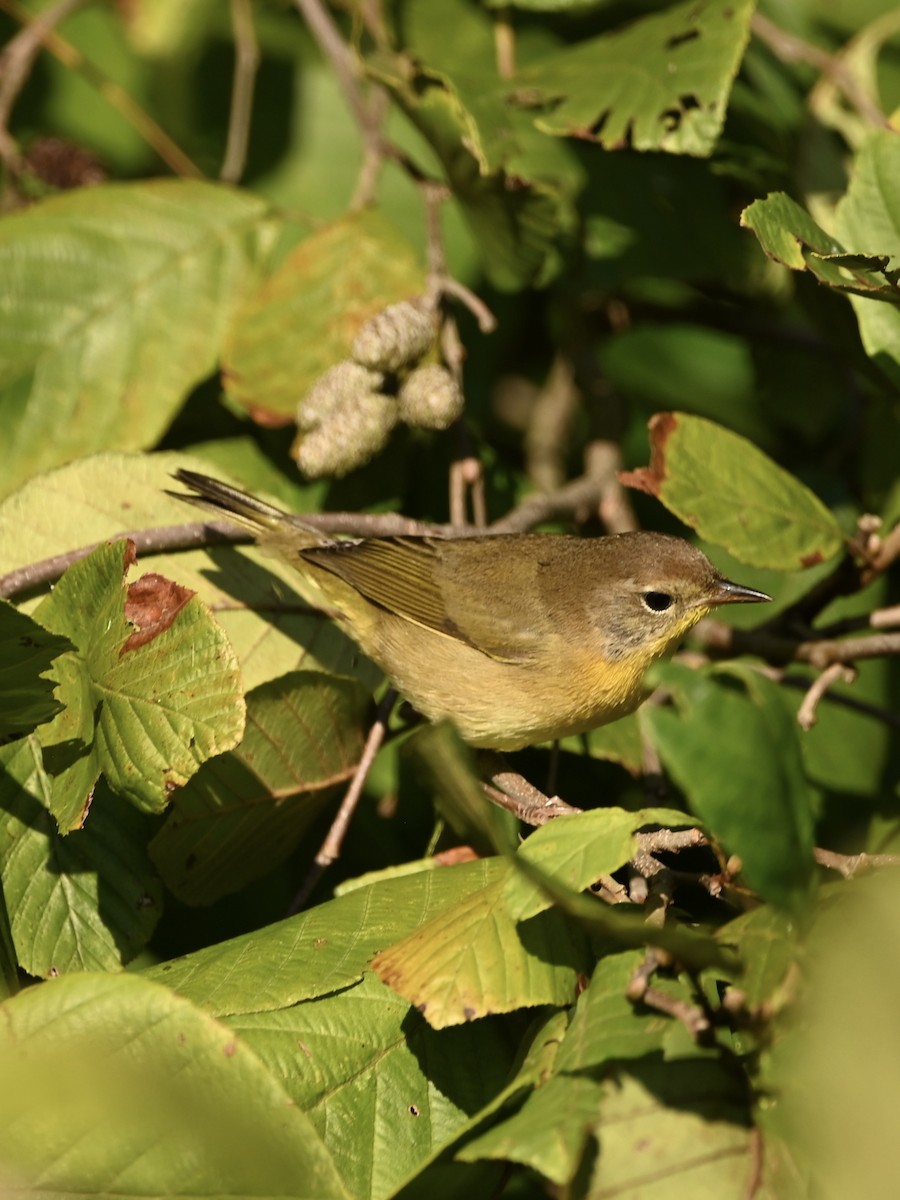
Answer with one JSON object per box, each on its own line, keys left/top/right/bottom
{"left": 300, "top": 536, "right": 544, "bottom": 663}
{"left": 300, "top": 537, "right": 456, "bottom": 636}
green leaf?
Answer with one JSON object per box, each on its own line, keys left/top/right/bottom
{"left": 505, "top": 806, "right": 695, "bottom": 921}
{"left": 372, "top": 866, "right": 592, "bottom": 1028}
{"left": 742, "top": 187, "right": 900, "bottom": 301}
{"left": 143, "top": 858, "right": 505, "bottom": 1016}
{"left": 644, "top": 664, "right": 816, "bottom": 913}
{"left": 586, "top": 1062, "right": 754, "bottom": 1197}
{"left": 223, "top": 210, "right": 425, "bottom": 421}
{"left": 0, "top": 972, "right": 350, "bottom": 1199}
{"left": 0, "top": 747, "right": 162, "bottom": 976}
{"left": 231, "top": 971, "right": 518, "bottom": 1200}
{"left": 768, "top": 871, "right": 900, "bottom": 1199}
{"left": 0, "top": 600, "right": 72, "bottom": 739}
{"left": 573, "top": 712, "right": 644, "bottom": 773}
{"left": 0, "top": 180, "right": 277, "bottom": 499}
{"left": 32, "top": 540, "right": 245, "bottom": 830}
{"left": 150, "top": 670, "right": 370, "bottom": 905}
{"left": 0, "top": 451, "right": 382, "bottom": 695}
{"left": 370, "top": 22, "right": 576, "bottom": 291}
{"left": 555, "top": 950, "right": 671, "bottom": 1071}
{"left": 713, "top": 906, "right": 797, "bottom": 1008}
{"left": 459, "top": 1072, "right": 604, "bottom": 1185}
{"left": 513, "top": 0, "right": 755, "bottom": 156}
{"left": 462, "top": 954, "right": 755, "bottom": 1188}
{"left": 836, "top": 130, "right": 900, "bottom": 382}
{"left": 621, "top": 411, "right": 844, "bottom": 568}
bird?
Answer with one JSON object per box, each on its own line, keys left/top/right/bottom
{"left": 171, "top": 469, "right": 770, "bottom": 751}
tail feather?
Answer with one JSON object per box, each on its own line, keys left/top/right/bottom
{"left": 169, "top": 469, "right": 324, "bottom": 547}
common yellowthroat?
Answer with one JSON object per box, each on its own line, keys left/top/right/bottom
{"left": 172, "top": 470, "right": 770, "bottom": 750}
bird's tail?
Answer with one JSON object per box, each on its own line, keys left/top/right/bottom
{"left": 169, "top": 469, "right": 326, "bottom": 547}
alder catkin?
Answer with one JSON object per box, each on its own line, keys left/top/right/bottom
{"left": 398, "top": 363, "right": 464, "bottom": 430}
{"left": 292, "top": 392, "right": 398, "bottom": 478}
{"left": 351, "top": 300, "right": 434, "bottom": 372}
{"left": 296, "top": 361, "right": 383, "bottom": 431}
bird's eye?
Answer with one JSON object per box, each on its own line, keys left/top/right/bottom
{"left": 642, "top": 590, "right": 674, "bottom": 613}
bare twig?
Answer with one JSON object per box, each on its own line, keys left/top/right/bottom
{"left": 0, "top": 511, "right": 455, "bottom": 601}
{"left": 0, "top": 0, "right": 90, "bottom": 171}
{"left": 695, "top": 620, "right": 900, "bottom": 671}
{"left": 293, "top": 0, "right": 391, "bottom": 209}
{"left": 780, "top": 672, "right": 900, "bottom": 731}
{"left": 437, "top": 276, "right": 498, "bottom": 334}
{"left": 743, "top": 1127, "right": 765, "bottom": 1200}
{"left": 422, "top": 180, "right": 497, "bottom": 332}
{"left": 220, "top": 0, "right": 260, "bottom": 185}
{"left": 751, "top": 12, "right": 889, "bottom": 128}
{"left": 627, "top": 949, "right": 712, "bottom": 1040}
{"left": 813, "top": 603, "right": 900, "bottom": 639}
{"left": 796, "top": 662, "right": 857, "bottom": 730}
{"left": 288, "top": 690, "right": 396, "bottom": 914}
{"left": 524, "top": 355, "right": 580, "bottom": 494}
{"left": 483, "top": 770, "right": 581, "bottom": 825}
{"left": 293, "top": 0, "right": 373, "bottom": 133}
{"left": 814, "top": 847, "right": 900, "bottom": 878}
{"left": 490, "top": 440, "right": 638, "bottom": 534}
{"left": 493, "top": 6, "right": 516, "bottom": 79}
{"left": 0, "top": 0, "right": 202, "bottom": 177}
{"left": 635, "top": 827, "right": 708, "bottom": 856}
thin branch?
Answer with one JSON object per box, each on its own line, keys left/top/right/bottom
{"left": 288, "top": 690, "right": 396, "bottom": 914}
{"left": 0, "top": 0, "right": 90, "bottom": 172}
{"left": 626, "top": 949, "right": 712, "bottom": 1041}
{"left": 779, "top": 672, "right": 900, "bottom": 731}
{"left": 694, "top": 620, "right": 900, "bottom": 670}
{"left": 635, "top": 827, "right": 708, "bottom": 856}
{"left": 220, "top": 0, "right": 260, "bottom": 185}
{"left": 796, "top": 662, "right": 857, "bottom": 730}
{"left": 0, "top": 512, "right": 450, "bottom": 601}
{"left": 814, "top": 847, "right": 900, "bottom": 878}
{"left": 490, "top": 440, "right": 638, "bottom": 534}
{"left": 293, "top": 0, "right": 373, "bottom": 133}
{"left": 813, "top": 603, "right": 900, "bottom": 639}
{"left": 422, "top": 180, "right": 497, "bottom": 332}
{"left": 493, "top": 6, "right": 516, "bottom": 80}
{"left": 0, "top": 0, "right": 202, "bottom": 177}
{"left": 524, "top": 355, "right": 580, "bottom": 494}
{"left": 483, "top": 771, "right": 581, "bottom": 825}
{"left": 751, "top": 11, "right": 889, "bottom": 128}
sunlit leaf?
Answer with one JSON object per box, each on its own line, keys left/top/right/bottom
{"left": 32, "top": 540, "right": 244, "bottom": 830}
{"left": 621, "top": 411, "right": 844, "bottom": 568}
{"left": 0, "top": 972, "right": 350, "bottom": 1198}
{"left": 223, "top": 210, "right": 425, "bottom": 421}
{"left": 0, "top": 181, "right": 277, "bottom": 498}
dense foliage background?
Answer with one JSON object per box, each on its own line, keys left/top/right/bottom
{"left": 0, "top": 0, "right": 898, "bottom": 1196}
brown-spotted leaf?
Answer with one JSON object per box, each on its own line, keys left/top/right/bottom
{"left": 122, "top": 574, "right": 195, "bottom": 654}
{"left": 32, "top": 541, "right": 244, "bottom": 830}
{"left": 620, "top": 412, "right": 843, "bottom": 568}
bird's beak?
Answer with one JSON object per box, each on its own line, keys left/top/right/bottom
{"left": 711, "top": 578, "right": 772, "bottom": 605}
